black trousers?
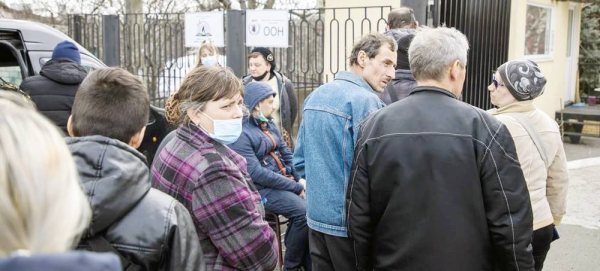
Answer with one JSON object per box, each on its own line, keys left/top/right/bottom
{"left": 309, "top": 229, "right": 356, "bottom": 271}
{"left": 532, "top": 224, "right": 555, "bottom": 271}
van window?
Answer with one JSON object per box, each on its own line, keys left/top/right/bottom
{"left": 0, "top": 66, "right": 23, "bottom": 87}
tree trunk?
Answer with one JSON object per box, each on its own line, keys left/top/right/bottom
{"left": 265, "top": 0, "right": 275, "bottom": 9}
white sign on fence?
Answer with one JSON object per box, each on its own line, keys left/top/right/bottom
{"left": 185, "top": 12, "right": 224, "bottom": 48}
{"left": 246, "top": 10, "right": 289, "bottom": 48}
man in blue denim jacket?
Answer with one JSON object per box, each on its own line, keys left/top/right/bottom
{"left": 293, "top": 32, "right": 397, "bottom": 270}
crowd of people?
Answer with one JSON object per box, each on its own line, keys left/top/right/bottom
{"left": 0, "top": 6, "right": 569, "bottom": 271}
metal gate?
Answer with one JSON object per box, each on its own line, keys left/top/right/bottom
{"left": 431, "top": 0, "right": 512, "bottom": 109}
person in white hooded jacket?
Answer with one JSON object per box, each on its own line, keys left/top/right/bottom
{"left": 0, "top": 93, "right": 121, "bottom": 271}
{"left": 487, "top": 59, "right": 569, "bottom": 271}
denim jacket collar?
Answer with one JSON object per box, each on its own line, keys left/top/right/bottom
{"left": 334, "top": 71, "right": 376, "bottom": 93}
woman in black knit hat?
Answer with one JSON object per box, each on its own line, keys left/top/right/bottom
{"left": 243, "top": 47, "right": 298, "bottom": 149}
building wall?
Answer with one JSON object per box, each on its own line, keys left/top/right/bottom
{"left": 508, "top": 0, "right": 582, "bottom": 117}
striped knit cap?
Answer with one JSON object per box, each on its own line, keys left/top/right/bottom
{"left": 498, "top": 59, "right": 546, "bottom": 101}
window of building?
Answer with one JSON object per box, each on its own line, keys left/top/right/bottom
{"left": 525, "top": 3, "right": 555, "bottom": 59}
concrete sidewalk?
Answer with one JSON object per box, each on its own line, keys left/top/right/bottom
{"left": 563, "top": 137, "right": 600, "bottom": 162}
{"left": 544, "top": 162, "right": 599, "bottom": 271}
{"left": 545, "top": 224, "right": 600, "bottom": 271}
{"left": 544, "top": 137, "right": 600, "bottom": 271}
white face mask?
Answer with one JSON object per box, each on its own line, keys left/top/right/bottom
{"left": 198, "top": 111, "right": 242, "bottom": 144}
{"left": 201, "top": 56, "right": 218, "bottom": 67}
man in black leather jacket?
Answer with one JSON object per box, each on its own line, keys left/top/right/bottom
{"left": 346, "top": 27, "right": 534, "bottom": 271}
{"left": 20, "top": 40, "right": 87, "bottom": 135}
{"left": 66, "top": 67, "right": 205, "bottom": 271}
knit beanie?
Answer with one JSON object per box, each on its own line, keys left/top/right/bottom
{"left": 251, "top": 47, "right": 275, "bottom": 71}
{"left": 52, "top": 40, "right": 81, "bottom": 64}
{"left": 497, "top": 59, "right": 546, "bottom": 101}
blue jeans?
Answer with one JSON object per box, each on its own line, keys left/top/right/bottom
{"left": 262, "top": 189, "right": 311, "bottom": 271}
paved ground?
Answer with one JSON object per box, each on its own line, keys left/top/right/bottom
{"left": 563, "top": 137, "right": 600, "bottom": 161}
{"left": 559, "top": 164, "right": 600, "bottom": 230}
{"left": 544, "top": 137, "right": 600, "bottom": 271}
{"left": 545, "top": 224, "right": 600, "bottom": 271}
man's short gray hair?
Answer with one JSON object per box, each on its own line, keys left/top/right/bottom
{"left": 408, "top": 27, "right": 469, "bottom": 81}
{"left": 349, "top": 32, "right": 398, "bottom": 66}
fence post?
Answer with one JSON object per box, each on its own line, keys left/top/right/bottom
{"left": 226, "top": 10, "right": 246, "bottom": 77}
{"left": 402, "top": 0, "right": 428, "bottom": 26}
{"left": 102, "top": 15, "right": 121, "bottom": 67}
{"left": 71, "top": 15, "right": 82, "bottom": 44}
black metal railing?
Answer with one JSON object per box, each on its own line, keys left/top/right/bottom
{"left": 431, "top": 0, "right": 512, "bottom": 110}
{"left": 68, "top": 7, "right": 391, "bottom": 109}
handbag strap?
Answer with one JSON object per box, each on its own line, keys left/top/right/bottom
{"left": 260, "top": 122, "right": 293, "bottom": 179}
{"left": 505, "top": 112, "right": 549, "bottom": 168}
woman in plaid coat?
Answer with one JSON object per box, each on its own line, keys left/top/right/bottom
{"left": 151, "top": 66, "right": 279, "bottom": 271}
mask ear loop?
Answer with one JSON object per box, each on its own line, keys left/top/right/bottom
{"left": 185, "top": 102, "right": 209, "bottom": 133}
{"left": 194, "top": 109, "right": 214, "bottom": 135}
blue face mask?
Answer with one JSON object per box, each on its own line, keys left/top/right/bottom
{"left": 201, "top": 55, "right": 218, "bottom": 67}
{"left": 198, "top": 111, "right": 242, "bottom": 145}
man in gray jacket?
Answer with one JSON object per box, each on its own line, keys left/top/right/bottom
{"left": 376, "top": 7, "right": 418, "bottom": 105}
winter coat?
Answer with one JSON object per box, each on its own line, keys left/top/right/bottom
{"left": 20, "top": 58, "right": 87, "bottom": 134}
{"left": 489, "top": 100, "right": 569, "bottom": 230}
{"left": 229, "top": 116, "right": 304, "bottom": 197}
{"left": 0, "top": 252, "right": 121, "bottom": 271}
{"left": 347, "top": 86, "right": 535, "bottom": 271}
{"left": 151, "top": 123, "right": 279, "bottom": 271}
{"left": 229, "top": 81, "right": 303, "bottom": 197}
{"left": 68, "top": 136, "right": 205, "bottom": 271}
{"left": 377, "top": 69, "right": 417, "bottom": 105}
{"left": 376, "top": 28, "right": 417, "bottom": 105}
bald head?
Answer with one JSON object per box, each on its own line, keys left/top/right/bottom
{"left": 387, "top": 7, "right": 418, "bottom": 29}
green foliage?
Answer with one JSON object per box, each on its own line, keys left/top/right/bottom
{"left": 580, "top": 3, "right": 600, "bottom": 97}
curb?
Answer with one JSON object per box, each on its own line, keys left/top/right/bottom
{"left": 567, "top": 157, "right": 600, "bottom": 170}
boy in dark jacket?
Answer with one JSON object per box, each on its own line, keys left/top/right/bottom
{"left": 66, "top": 67, "right": 205, "bottom": 271}
{"left": 21, "top": 40, "right": 87, "bottom": 134}
{"left": 228, "top": 81, "right": 310, "bottom": 271}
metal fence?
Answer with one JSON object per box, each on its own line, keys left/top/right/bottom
{"left": 431, "top": 0, "right": 512, "bottom": 110}
{"left": 68, "top": 2, "right": 511, "bottom": 111}
{"left": 68, "top": 7, "right": 392, "bottom": 108}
